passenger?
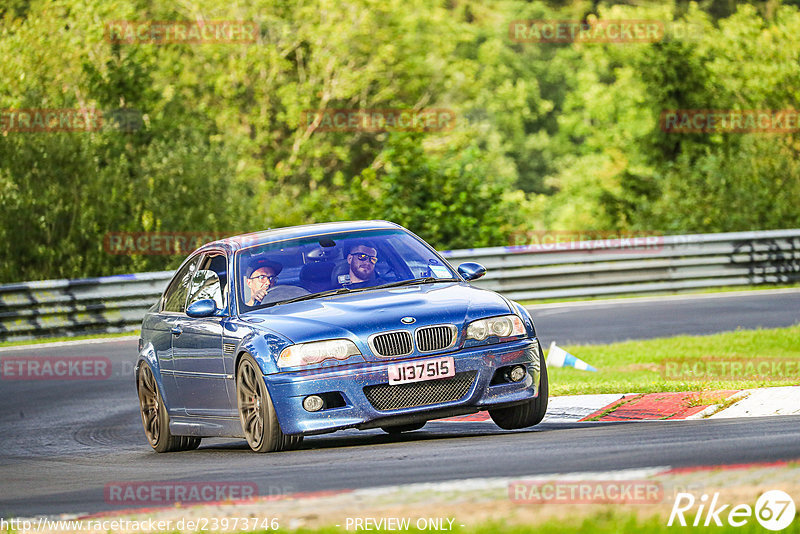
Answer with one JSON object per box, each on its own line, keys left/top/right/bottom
{"left": 244, "top": 259, "right": 282, "bottom": 306}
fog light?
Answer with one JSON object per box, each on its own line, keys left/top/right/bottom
{"left": 303, "top": 395, "right": 324, "bottom": 412}
{"left": 508, "top": 365, "right": 526, "bottom": 382}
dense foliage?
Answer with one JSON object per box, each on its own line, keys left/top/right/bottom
{"left": 1, "top": 0, "right": 798, "bottom": 282}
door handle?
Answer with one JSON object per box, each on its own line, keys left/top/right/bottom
{"left": 171, "top": 326, "right": 183, "bottom": 336}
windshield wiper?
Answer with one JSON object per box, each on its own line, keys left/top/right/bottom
{"left": 371, "top": 277, "right": 456, "bottom": 290}
{"left": 264, "top": 286, "right": 354, "bottom": 307}
{"left": 259, "top": 277, "right": 456, "bottom": 308}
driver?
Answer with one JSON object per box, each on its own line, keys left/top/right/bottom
{"left": 341, "top": 242, "right": 382, "bottom": 288}
{"left": 244, "top": 259, "right": 283, "bottom": 306}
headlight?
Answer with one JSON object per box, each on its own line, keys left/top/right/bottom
{"left": 278, "top": 339, "right": 361, "bottom": 368}
{"left": 465, "top": 315, "right": 526, "bottom": 341}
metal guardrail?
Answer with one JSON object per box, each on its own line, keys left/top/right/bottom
{"left": 444, "top": 229, "right": 800, "bottom": 300}
{"left": 1, "top": 230, "right": 798, "bottom": 342}
{"left": 0, "top": 271, "right": 173, "bottom": 343}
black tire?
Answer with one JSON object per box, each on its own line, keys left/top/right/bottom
{"left": 380, "top": 422, "right": 426, "bottom": 434}
{"left": 488, "top": 346, "right": 549, "bottom": 430}
{"left": 137, "top": 361, "right": 201, "bottom": 453}
{"left": 236, "top": 354, "right": 303, "bottom": 453}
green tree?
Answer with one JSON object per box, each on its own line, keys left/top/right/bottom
{"left": 347, "top": 133, "right": 528, "bottom": 249}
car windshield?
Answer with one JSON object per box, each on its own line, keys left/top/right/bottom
{"left": 236, "top": 228, "right": 457, "bottom": 310}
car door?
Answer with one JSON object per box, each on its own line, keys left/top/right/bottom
{"left": 153, "top": 254, "right": 202, "bottom": 415}
{"left": 171, "top": 251, "right": 234, "bottom": 417}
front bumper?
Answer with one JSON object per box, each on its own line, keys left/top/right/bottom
{"left": 266, "top": 338, "right": 541, "bottom": 435}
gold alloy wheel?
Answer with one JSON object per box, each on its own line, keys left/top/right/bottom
{"left": 137, "top": 363, "right": 161, "bottom": 446}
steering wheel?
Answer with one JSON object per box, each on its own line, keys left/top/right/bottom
{"left": 375, "top": 261, "right": 400, "bottom": 282}
{"left": 257, "top": 285, "right": 310, "bottom": 305}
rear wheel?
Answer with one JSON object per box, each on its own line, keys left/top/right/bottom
{"left": 380, "top": 422, "right": 426, "bottom": 434}
{"left": 489, "top": 346, "right": 549, "bottom": 430}
{"left": 137, "top": 361, "right": 201, "bottom": 452}
{"left": 236, "top": 354, "right": 303, "bottom": 452}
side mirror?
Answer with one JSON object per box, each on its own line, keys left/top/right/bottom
{"left": 186, "top": 298, "right": 218, "bottom": 318}
{"left": 457, "top": 262, "right": 487, "bottom": 281}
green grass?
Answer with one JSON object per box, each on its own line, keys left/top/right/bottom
{"left": 157, "top": 510, "right": 800, "bottom": 533}
{"left": 0, "top": 330, "right": 139, "bottom": 348}
{"left": 274, "top": 516, "right": 799, "bottom": 533}
{"left": 547, "top": 325, "right": 800, "bottom": 395}
{"left": 5, "top": 510, "right": 792, "bottom": 534}
{"left": 446, "top": 512, "right": 800, "bottom": 534}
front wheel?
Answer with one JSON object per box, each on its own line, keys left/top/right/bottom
{"left": 137, "top": 361, "right": 201, "bottom": 452}
{"left": 488, "top": 346, "right": 549, "bottom": 430}
{"left": 236, "top": 354, "right": 303, "bottom": 453}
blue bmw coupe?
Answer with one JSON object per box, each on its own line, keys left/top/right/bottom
{"left": 136, "top": 221, "right": 548, "bottom": 452}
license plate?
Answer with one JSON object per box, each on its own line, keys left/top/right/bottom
{"left": 387, "top": 356, "right": 455, "bottom": 385}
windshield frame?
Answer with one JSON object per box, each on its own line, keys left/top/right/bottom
{"left": 234, "top": 227, "right": 459, "bottom": 313}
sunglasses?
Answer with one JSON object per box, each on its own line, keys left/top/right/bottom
{"left": 249, "top": 274, "right": 277, "bottom": 283}
{"left": 351, "top": 253, "right": 378, "bottom": 264}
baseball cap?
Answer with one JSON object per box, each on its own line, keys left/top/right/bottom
{"left": 245, "top": 258, "right": 283, "bottom": 278}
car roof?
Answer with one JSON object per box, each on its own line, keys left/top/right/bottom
{"left": 195, "top": 220, "right": 404, "bottom": 255}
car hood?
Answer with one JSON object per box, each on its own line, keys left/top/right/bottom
{"left": 240, "top": 282, "right": 512, "bottom": 354}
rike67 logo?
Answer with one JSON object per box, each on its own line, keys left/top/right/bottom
{"left": 668, "top": 490, "right": 796, "bottom": 531}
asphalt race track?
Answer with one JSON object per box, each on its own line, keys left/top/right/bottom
{"left": 1, "top": 290, "right": 799, "bottom": 517}
{"left": 529, "top": 289, "right": 800, "bottom": 346}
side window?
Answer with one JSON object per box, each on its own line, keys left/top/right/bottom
{"left": 187, "top": 253, "right": 227, "bottom": 311}
{"left": 162, "top": 257, "right": 200, "bottom": 313}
